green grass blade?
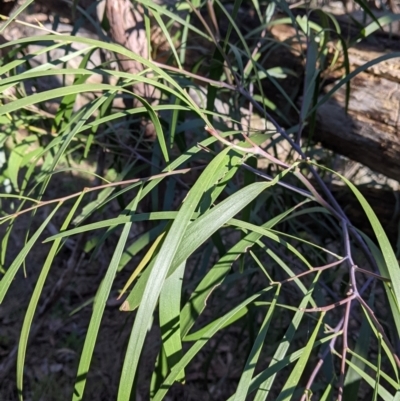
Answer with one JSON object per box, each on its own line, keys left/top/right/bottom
{"left": 53, "top": 50, "right": 98, "bottom": 132}
{"left": 180, "top": 220, "right": 275, "bottom": 337}
{"left": 0, "top": 83, "right": 122, "bottom": 115}
{"left": 314, "top": 52, "right": 400, "bottom": 113}
{"left": 315, "top": 162, "right": 400, "bottom": 337}
{"left": 0, "top": 0, "right": 35, "bottom": 34}
{"left": 122, "top": 162, "right": 298, "bottom": 313}
{"left": 183, "top": 306, "right": 249, "bottom": 342}
{"left": 228, "top": 331, "right": 340, "bottom": 400}
{"left": 343, "top": 292, "right": 373, "bottom": 399}
{"left": 139, "top": 0, "right": 210, "bottom": 41}
{"left": 343, "top": 353, "right": 395, "bottom": 401}
{"left": 373, "top": 333, "right": 382, "bottom": 401}
{"left": 151, "top": 10, "right": 182, "bottom": 69}
{"left": 357, "top": 231, "right": 400, "bottom": 338}
{"left": 320, "top": 381, "right": 334, "bottom": 401}
{"left": 359, "top": 13, "right": 400, "bottom": 39}
{"left": 346, "top": 349, "right": 399, "bottom": 390}
{"left": 130, "top": 92, "right": 170, "bottom": 165}
{"left": 44, "top": 212, "right": 177, "bottom": 242}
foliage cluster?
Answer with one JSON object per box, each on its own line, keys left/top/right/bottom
{"left": 1, "top": 0, "right": 400, "bottom": 400}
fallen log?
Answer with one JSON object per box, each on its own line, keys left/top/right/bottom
{"left": 4, "top": 2, "right": 400, "bottom": 181}
{"left": 315, "top": 41, "right": 400, "bottom": 181}
{"left": 270, "top": 16, "right": 400, "bottom": 181}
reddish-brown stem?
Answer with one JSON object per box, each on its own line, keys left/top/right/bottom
{"left": 205, "top": 125, "right": 289, "bottom": 168}
{"left": 300, "top": 294, "right": 355, "bottom": 313}
{"left": 300, "top": 318, "right": 344, "bottom": 401}
{"left": 338, "top": 299, "right": 352, "bottom": 401}
{"left": 0, "top": 167, "right": 195, "bottom": 222}
{"left": 279, "top": 258, "right": 347, "bottom": 284}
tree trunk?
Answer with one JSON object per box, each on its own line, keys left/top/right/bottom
{"left": 105, "top": 0, "right": 159, "bottom": 137}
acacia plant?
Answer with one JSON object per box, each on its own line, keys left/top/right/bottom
{"left": 1, "top": 0, "right": 400, "bottom": 400}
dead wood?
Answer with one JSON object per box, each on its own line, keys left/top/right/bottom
{"left": 315, "top": 40, "right": 400, "bottom": 181}
{"left": 271, "top": 19, "right": 400, "bottom": 181}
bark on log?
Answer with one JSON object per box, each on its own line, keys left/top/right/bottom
{"left": 270, "top": 17, "right": 400, "bottom": 180}
{"left": 315, "top": 42, "right": 400, "bottom": 181}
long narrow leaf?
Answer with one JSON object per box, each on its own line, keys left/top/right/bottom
{"left": 118, "top": 148, "right": 236, "bottom": 401}
{"left": 0, "top": 203, "right": 62, "bottom": 303}
{"left": 233, "top": 286, "right": 281, "bottom": 401}
{"left": 17, "top": 193, "right": 85, "bottom": 400}
{"left": 73, "top": 186, "right": 143, "bottom": 400}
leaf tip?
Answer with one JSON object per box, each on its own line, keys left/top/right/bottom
{"left": 120, "top": 300, "right": 130, "bottom": 312}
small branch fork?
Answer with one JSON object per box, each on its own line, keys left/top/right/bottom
{"left": 142, "top": 5, "right": 396, "bottom": 398}
{"left": 204, "top": 89, "right": 398, "bottom": 400}
{"left": 298, "top": 288, "right": 400, "bottom": 401}
{"left": 3, "top": 3, "right": 395, "bottom": 398}
{"left": 278, "top": 258, "right": 347, "bottom": 285}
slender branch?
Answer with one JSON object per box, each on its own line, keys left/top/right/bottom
{"left": 355, "top": 266, "right": 390, "bottom": 282}
{"left": 300, "top": 318, "right": 344, "bottom": 401}
{"left": 338, "top": 299, "right": 352, "bottom": 401}
{"left": 206, "top": 125, "right": 340, "bottom": 217}
{"left": 237, "top": 86, "right": 378, "bottom": 272}
{"left": 0, "top": 167, "right": 195, "bottom": 222}
{"left": 240, "top": 163, "right": 315, "bottom": 199}
{"left": 205, "top": 125, "right": 288, "bottom": 168}
{"left": 300, "top": 294, "right": 355, "bottom": 313}
{"left": 279, "top": 258, "right": 347, "bottom": 284}
{"left": 152, "top": 61, "right": 235, "bottom": 89}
